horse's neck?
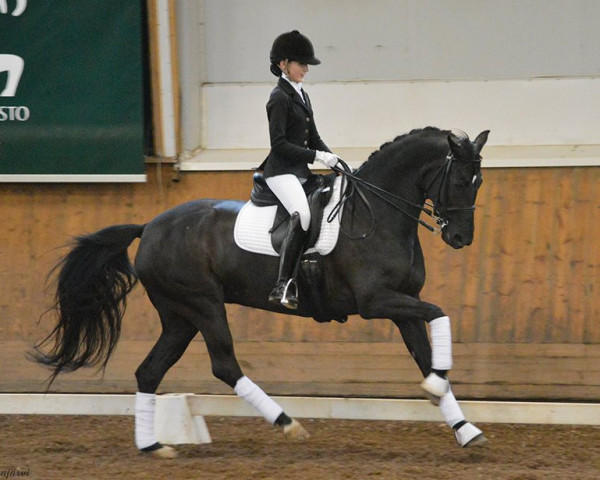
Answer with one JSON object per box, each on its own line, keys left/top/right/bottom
{"left": 357, "top": 147, "right": 435, "bottom": 205}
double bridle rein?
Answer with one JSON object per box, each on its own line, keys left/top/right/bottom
{"left": 329, "top": 152, "right": 480, "bottom": 239}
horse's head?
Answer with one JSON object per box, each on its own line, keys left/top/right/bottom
{"left": 433, "top": 130, "right": 489, "bottom": 249}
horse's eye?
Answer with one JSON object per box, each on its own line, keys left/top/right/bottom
{"left": 453, "top": 176, "right": 471, "bottom": 188}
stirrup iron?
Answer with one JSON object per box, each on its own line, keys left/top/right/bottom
{"left": 280, "top": 278, "right": 298, "bottom": 310}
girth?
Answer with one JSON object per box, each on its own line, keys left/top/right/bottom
{"left": 250, "top": 172, "right": 336, "bottom": 253}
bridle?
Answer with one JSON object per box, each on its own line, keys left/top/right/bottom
{"left": 329, "top": 152, "right": 480, "bottom": 239}
{"left": 422, "top": 152, "right": 482, "bottom": 227}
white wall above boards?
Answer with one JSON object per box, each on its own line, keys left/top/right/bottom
{"left": 176, "top": 0, "right": 600, "bottom": 170}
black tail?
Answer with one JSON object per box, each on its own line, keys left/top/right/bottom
{"left": 32, "top": 224, "right": 145, "bottom": 386}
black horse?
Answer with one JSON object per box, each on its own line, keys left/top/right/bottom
{"left": 34, "top": 127, "right": 490, "bottom": 458}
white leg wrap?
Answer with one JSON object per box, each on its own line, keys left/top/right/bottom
{"left": 440, "top": 390, "right": 487, "bottom": 447}
{"left": 454, "top": 422, "right": 486, "bottom": 447}
{"left": 234, "top": 376, "right": 284, "bottom": 425}
{"left": 439, "top": 389, "right": 465, "bottom": 428}
{"left": 430, "top": 316, "right": 452, "bottom": 370}
{"left": 135, "top": 392, "right": 158, "bottom": 450}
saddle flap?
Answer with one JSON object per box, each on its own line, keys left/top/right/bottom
{"left": 305, "top": 182, "right": 334, "bottom": 247}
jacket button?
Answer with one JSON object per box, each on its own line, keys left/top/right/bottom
{"left": 303, "top": 140, "right": 308, "bottom": 146}
{"left": 305, "top": 129, "right": 309, "bottom": 134}
{"left": 306, "top": 117, "right": 310, "bottom": 122}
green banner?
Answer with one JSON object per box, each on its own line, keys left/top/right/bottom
{"left": 0, "top": 0, "right": 146, "bottom": 182}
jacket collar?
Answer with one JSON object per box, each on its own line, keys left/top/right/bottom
{"left": 278, "top": 77, "right": 312, "bottom": 114}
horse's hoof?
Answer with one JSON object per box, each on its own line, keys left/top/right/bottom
{"left": 141, "top": 443, "right": 178, "bottom": 459}
{"left": 152, "top": 445, "right": 177, "bottom": 459}
{"left": 420, "top": 373, "right": 449, "bottom": 405}
{"left": 283, "top": 419, "right": 310, "bottom": 441}
{"left": 454, "top": 422, "right": 488, "bottom": 448}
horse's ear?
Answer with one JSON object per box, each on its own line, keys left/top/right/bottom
{"left": 474, "top": 130, "right": 490, "bottom": 155}
{"left": 447, "top": 134, "right": 462, "bottom": 156}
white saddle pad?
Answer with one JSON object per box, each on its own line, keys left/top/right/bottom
{"left": 234, "top": 176, "right": 344, "bottom": 257}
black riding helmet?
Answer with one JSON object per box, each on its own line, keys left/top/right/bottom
{"left": 269, "top": 30, "right": 320, "bottom": 76}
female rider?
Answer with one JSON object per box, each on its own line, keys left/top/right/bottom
{"left": 259, "top": 30, "right": 339, "bottom": 309}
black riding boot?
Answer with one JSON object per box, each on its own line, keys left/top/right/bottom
{"left": 268, "top": 212, "right": 307, "bottom": 310}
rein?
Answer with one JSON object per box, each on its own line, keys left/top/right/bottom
{"left": 329, "top": 153, "right": 467, "bottom": 239}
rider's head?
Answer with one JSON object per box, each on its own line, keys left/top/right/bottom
{"left": 269, "top": 30, "right": 320, "bottom": 77}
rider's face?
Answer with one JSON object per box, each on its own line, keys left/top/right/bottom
{"left": 279, "top": 60, "right": 308, "bottom": 83}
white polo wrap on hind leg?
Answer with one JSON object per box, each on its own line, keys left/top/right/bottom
{"left": 135, "top": 392, "right": 158, "bottom": 450}
{"left": 234, "top": 376, "right": 284, "bottom": 424}
{"left": 430, "top": 316, "right": 452, "bottom": 370}
{"left": 439, "top": 389, "right": 465, "bottom": 428}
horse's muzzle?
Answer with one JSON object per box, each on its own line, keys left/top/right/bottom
{"left": 443, "top": 230, "right": 473, "bottom": 249}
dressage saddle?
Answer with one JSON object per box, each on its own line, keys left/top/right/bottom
{"left": 250, "top": 172, "right": 336, "bottom": 253}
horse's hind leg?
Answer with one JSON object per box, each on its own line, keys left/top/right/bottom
{"left": 195, "top": 299, "right": 310, "bottom": 440}
{"left": 396, "top": 321, "right": 487, "bottom": 448}
{"left": 134, "top": 311, "right": 198, "bottom": 458}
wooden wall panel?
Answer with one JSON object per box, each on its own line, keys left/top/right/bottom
{"left": 3, "top": 339, "right": 599, "bottom": 401}
{"left": 419, "top": 167, "right": 600, "bottom": 345}
{"left": 1, "top": 165, "right": 599, "bottom": 400}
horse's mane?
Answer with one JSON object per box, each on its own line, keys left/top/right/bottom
{"left": 368, "top": 127, "right": 448, "bottom": 161}
{"left": 356, "top": 126, "right": 466, "bottom": 174}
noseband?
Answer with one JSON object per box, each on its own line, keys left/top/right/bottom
{"left": 330, "top": 151, "right": 480, "bottom": 238}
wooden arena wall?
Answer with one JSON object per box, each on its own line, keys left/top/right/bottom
{"left": 1, "top": 166, "right": 599, "bottom": 401}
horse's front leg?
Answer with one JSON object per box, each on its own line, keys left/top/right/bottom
{"left": 358, "top": 292, "right": 452, "bottom": 403}
{"left": 395, "top": 319, "right": 487, "bottom": 448}
{"left": 359, "top": 292, "right": 486, "bottom": 447}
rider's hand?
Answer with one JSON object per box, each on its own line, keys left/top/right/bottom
{"left": 315, "top": 151, "right": 339, "bottom": 169}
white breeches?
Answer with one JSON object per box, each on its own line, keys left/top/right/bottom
{"left": 265, "top": 174, "right": 311, "bottom": 231}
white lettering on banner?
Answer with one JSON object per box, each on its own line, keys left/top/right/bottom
{"left": 0, "top": 0, "right": 27, "bottom": 17}
{"left": 0, "top": 106, "right": 30, "bottom": 121}
{"left": 0, "top": 2, "right": 30, "bottom": 121}
{"left": 0, "top": 54, "right": 25, "bottom": 97}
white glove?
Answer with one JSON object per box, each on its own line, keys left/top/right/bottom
{"left": 315, "top": 151, "right": 339, "bottom": 169}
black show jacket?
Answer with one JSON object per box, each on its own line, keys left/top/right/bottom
{"left": 259, "top": 77, "right": 331, "bottom": 178}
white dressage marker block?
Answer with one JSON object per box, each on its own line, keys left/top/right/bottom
{"left": 155, "top": 394, "right": 211, "bottom": 445}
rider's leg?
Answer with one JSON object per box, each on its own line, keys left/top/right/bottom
{"left": 265, "top": 174, "right": 311, "bottom": 230}
{"left": 265, "top": 175, "right": 310, "bottom": 309}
